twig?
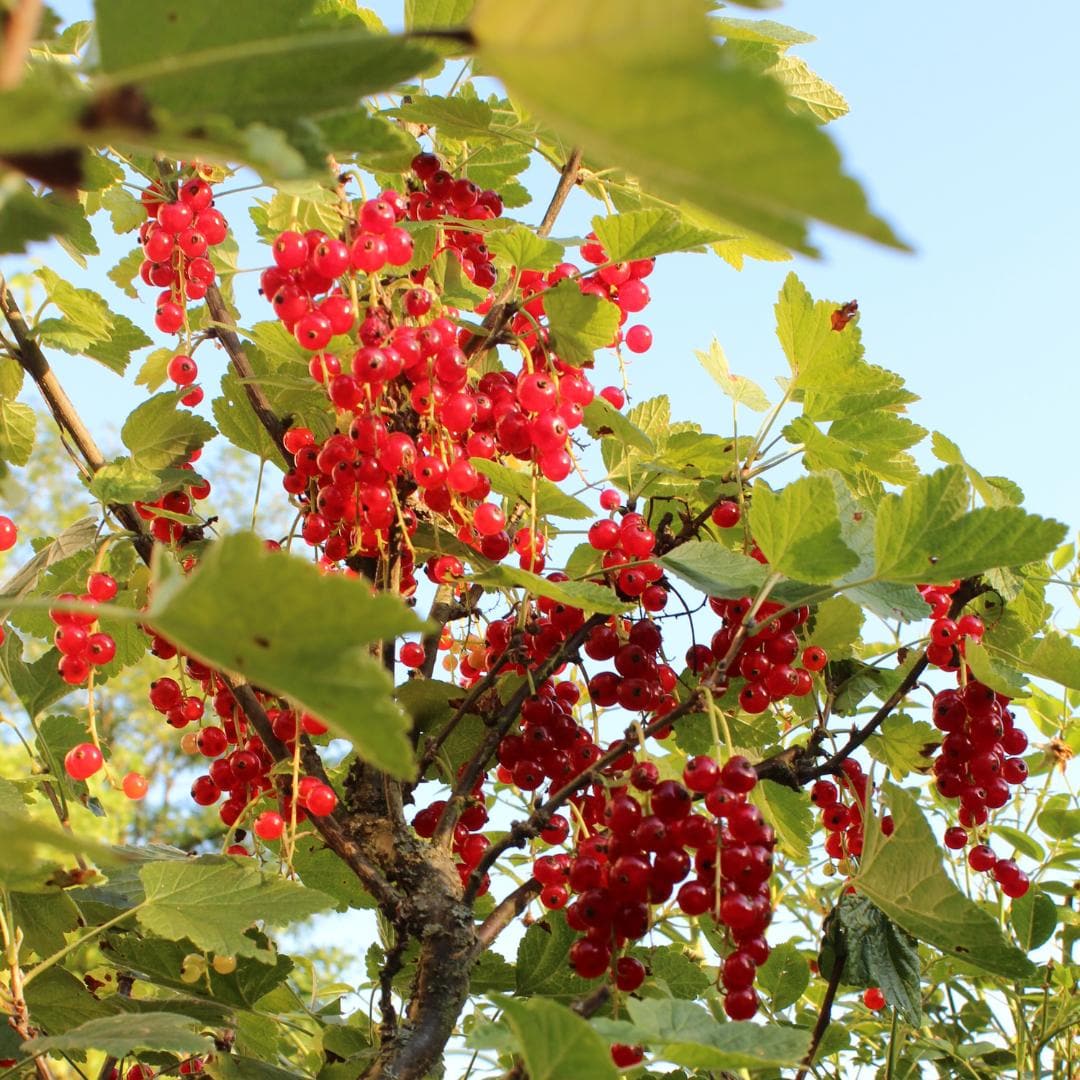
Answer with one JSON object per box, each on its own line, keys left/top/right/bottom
{"left": 794, "top": 927, "right": 845, "bottom": 1080}
{"left": 0, "top": 0, "right": 43, "bottom": 90}
{"left": 463, "top": 147, "right": 582, "bottom": 359}
{"left": 474, "top": 878, "right": 541, "bottom": 952}
{"left": 0, "top": 272, "right": 151, "bottom": 559}
{"left": 417, "top": 582, "right": 482, "bottom": 680}
{"left": 203, "top": 284, "right": 291, "bottom": 463}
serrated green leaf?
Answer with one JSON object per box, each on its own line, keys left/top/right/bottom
{"left": 873, "top": 466, "right": 1065, "bottom": 585}
{"left": 660, "top": 541, "right": 768, "bottom": 598}
{"left": 100, "top": 185, "right": 145, "bottom": 233}
{"left": 0, "top": 629, "right": 69, "bottom": 718}
{"left": 1009, "top": 889, "right": 1056, "bottom": 951}
{"left": 0, "top": 398, "right": 35, "bottom": 466}
{"left": 636, "top": 945, "right": 710, "bottom": 999}
{"left": 829, "top": 893, "right": 921, "bottom": 1025}
{"left": 756, "top": 941, "right": 809, "bottom": 1009}
{"left": 591, "top": 208, "right": 720, "bottom": 262}
{"left": 486, "top": 224, "right": 563, "bottom": 270}
{"left": 34, "top": 265, "right": 112, "bottom": 342}
{"left": 431, "top": 248, "right": 488, "bottom": 308}
{"left": 931, "top": 431, "right": 1023, "bottom": 509}
{"left": 807, "top": 595, "right": 862, "bottom": 658}
{"left": 543, "top": 278, "right": 620, "bottom": 366}
{"left": 82, "top": 312, "right": 152, "bottom": 375}
{"left": 964, "top": 641, "right": 1028, "bottom": 697}
{"left": 315, "top": 108, "right": 419, "bottom": 172}
{"left": 515, "top": 913, "right": 594, "bottom": 999}
{"left": 694, "top": 339, "right": 769, "bottom": 411}
{"left": 107, "top": 246, "right": 144, "bottom": 299}
{"left": 1037, "top": 794, "right": 1080, "bottom": 841}
{"left": 750, "top": 779, "right": 812, "bottom": 863}
{"left": 405, "top": 0, "right": 474, "bottom": 30}
{"left": 470, "top": 456, "right": 591, "bottom": 519}
{"left": 865, "top": 714, "right": 938, "bottom": 780}
{"left": 770, "top": 55, "right": 848, "bottom": 123}
{"left": 8, "top": 890, "right": 81, "bottom": 960}
{"left": 147, "top": 532, "right": 425, "bottom": 777}
{"left": 749, "top": 475, "right": 858, "bottom": 584}
{"left": 133, "top": 347, "right": 174, "bottom": 393}
{"left": 595, "top": 997, "right": 811, "bottom": 1070}
{"left": 213, "top": 371, "right": 285, "bottom": 468}
{"left": 1013, "top": 631, "right": 1080, "bottom": 690}
{"left": 581, "top": 397, "right": 655, "bottom": 454}
{"left": 137, "top": 857, "right": 333, "bottom": 958}
{"left": 0, "top": 517, "right": 99, "bottom": 621}
{"left": 472, "top": 1, "right": 903, "bottom": 254}
{"left": 854, "top": 784, "right": 1035, "bottom": 979}
{"left": 472, "top": 561, "right": 631, "bottom": 616}
{"left": 496, "top": 996, "right": 618, "bottom": 1080}
{"left": 96, "top": 0, "right": 436, "bottom": 129}
{"left": 713, "top": 17, "right": 816, "bottom": 48}
{"left": 23, "top": 1012, "right": 212, "bottom": 1058}
{"left": 121, "top": 390, "right": 217, "bottom": 470}
{"left": 992, "top": 825, "right": 1044, "bottom": 863}
{"left": 0, "top": 185, "right": 90, "bottom": 257}
{"left": 393, "top": 94, "right": 494, "bottom": 140}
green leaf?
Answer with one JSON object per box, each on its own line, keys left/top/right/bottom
{"left": 873, "top": 466, "right": 1066, "bottom": 585}
{"left": 496, "top": 996, "right": 618, "bottom": 1080}
{"left": 964, "top": 641, "right": 1028, "bottom": 698}
{"left": 581, "top": 397, "right": 654, "bottom": 456}
{"left": 543, "top": 278, "right": 620, "bottom": 366}
{"left": 992, "top": 825, "right": 1044, "bottom": 863}
{"left": 695, "top": 339, "right": 769, "bottom": 412}
{"left": 756, "top": 941, "right": 810, "bottom": 1010}
{"left": 853, "top": 784, "right": 1035, "bottom": 979}
{"left": 660, "top": 541, "right": 769, "bottom": 598}
{"left": 82, "top": 313, "right": 152, "bottom": 375}
{"left": 470, "top": 457, "right": 592, "bottom": 519}
{"left": 87, "top": 457, "right": 197, "bottom": 505}
{"left": 865, "top": 714, "right": 938, "bottom": 780}
{"left": 770, "top": 55, "right": 849, "bottom": 124}
{"left": 213, "top": 371, "right": 286, "bottom": 468}
{"left": 137, "top": 856, "right": 333, "bottom": 957}
{"left": 0, "top": 398, "right": 35, "bottom": 466}
{"left": 23, "top": 1012, "right": 212, "bottom": 1058}
{"left": 635, "top": 945, "right": 710, "bottom": 999}
{"left": 108, "top": 247, "right": 144, "bottom": 299}
{"left": 121, "top": 390, "right": 217, "bottom": 471}
{"left": 750, "top": 779, "right": 812, "bottom": 863}
{"left": 431, "top": 248, "right": 488, "bottom": 308}
{"left": 95, "top": 0, "right": 436, "bottom": 128}
{"left": 827, "top": 892, "right": 921, "bottom": 1025}
{"left": 1037, "top": 794, "right": 1080, "bottom": 841}
{"left": 0, "top": 517, "right": 100, "bottom": 621}
{"left": 472, "top": 561, "right": 631, "bottom": 616}
{"left": 34, "top": 265, "right": 112, "bottom": 342}
{"left": 1009, "top": 889, "right": 1056, "bottom": 951}
{"left": 472, "top": 1, "right": 903, "bottom": 254}
{"left": 393, "top": 94, "right": 495, "bottom": 141}
{"left": 315, "top": 109, "right": 419, "bottom": 172}
{"left": 24, "top": 969, "right": 114, "bottom": 1049}
{"left": 594, "top": 998, "right": 811, "bottom": 1070}
{"left": 591, "top": 208, "right": 721, "bottom": 262}
{"left": 486, "top": 224, "right": 564, "bottom": 270}
{"left": 1014, "top": 631, "right": 1080, "bottom": 690}
{"left": 515, "top": 913, "right": 594, "bottom": 999}
{"left": 147, "top": 532, "right": 425, "bottom": 777}
{"left": 0, "top": 185, "right": 90, "bottom": 256}
{"left": 100, "top": 185, "right": 145, "bottom": 233}
{"left": 405, "top": 0, "right": 474, "bottom": 30}
{"left": 748, "top": 475, "right": 858, "bottom": 584}
{"left": 931, "top": 430, "right": 1023, "bottom": 509}
{"left": 8, "top": 890, "right": 81, "bottom": 959}
{"left": 0, "top": 629, "right": 69, "bottom": 718}
{"left": 806, "top": 595, "right": 863, "bottom": 658}
{"left": 288, "top": 836, "right": 375, "bottom": 912}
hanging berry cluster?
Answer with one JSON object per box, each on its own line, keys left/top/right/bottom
{"left": 138, "top": 167, "right": 230, "bottom": 369}
{"left": 50, "top": 570, "right": 119, "bottom": 685}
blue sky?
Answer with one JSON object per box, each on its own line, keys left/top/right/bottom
{"left": 20, "top": 1, "right": 1080, "bottom": 532}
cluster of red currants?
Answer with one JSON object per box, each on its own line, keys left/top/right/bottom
{"left": 810, "top": 759, "right": 892, "bottom": 868}
{"left": 49, "top": 570, "right": 119, "bottom": 685}
{"left": 919, "top": 579, "right": 985, "bottom": 670}
{"left": 412, "top": 775, "right": 493, "bottom": 895}
{"left": 132, "top": 452, "right": 212, "bottom": 544}
{"left": 140, "top": 625, "right": 337, "bottom": 847}
{"left": 932, "top": 680, "right": 1031, "bottom": 897}
{"left": 103, "top": 1057, "right": 205, "bottom": 1080}
{"left": 139, "top": 167, "right": 230, "bottom": 375}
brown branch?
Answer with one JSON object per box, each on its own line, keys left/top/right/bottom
{"left": 417, "top": 582, "right": 482, "bottom": 680}
{"left": 807, "top": 578, "right": 988, "bottom": 781}
{"left": 474, "top": 878, "right": 542, "bottom": 952}
{"left": 794, "top": 923, "right": 846, "bottom": 1080}
{"left": 222, "top": 678, "right": 404, "bottom": 913}
{"left": 463, "top": 147, "right": 582, "bottom": 359}
{"left": 0, "top": 272, "right": 151, "bottom": 559}
{"left": 204, "top": 284, "right": 291, "bottom": 463}
{"left": 433, "top": 612, "right": 607, "bottom": 848}
{"left": 0, "top": 0, "right": 43, "bottom": 90}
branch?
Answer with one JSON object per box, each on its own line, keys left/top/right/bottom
{"left": 223, "top": 677, "right": 404, "bottom": 913}
{"left": 417, "top": 582, "right": 482, "bottom": 680}
{"left": 432, "top": 612, "right": 607, "bottom": 848}
{"left": 0, "top": 272, "right": 151, "bottom": 559}
{"left": 203, "top": 284, "right": 291, "bottom": 463}
{"left": 474, "top": 878, "right": 542, "bottom": 952}
{"left": 463, "top": 147, "right": 582, "bottom": 359}
{"left": 794, "top": 923, "right": 845, "bottom": 1080}
{"left": 0, "top": 0, "right": 42, "bottom": 90}
{"left": 807, "top": 578, "right": 988, "bottom": 780}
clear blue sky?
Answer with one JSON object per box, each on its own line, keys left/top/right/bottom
{"left": 20, "top": 1, "right": 1080, "bottom": 532}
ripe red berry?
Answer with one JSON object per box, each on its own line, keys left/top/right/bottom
{"left": 86, "top": 572, "right": 118, "bottom": 602}
{"left": 122, "top": 772, "right": 149, "bottom": 800}
{"left": 400, "top": 642, "right": 426, "bottom": 669}
{"left": 0, "top": 515, "right": 18, "bottom": 550}
{"left": 167, "top": 354, "right": 198, "bottom": 386}
{"left": 863, "top": 987, "right": 886, "bottom": 1010}
{"left": 65, "top": 742, "right": 103, "bottom": 781}
{"left": 305, "top": 782, "right": 338, "bottom": 817}
{"left": 254, "top": 811, "right": 285, "bottom": 841}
